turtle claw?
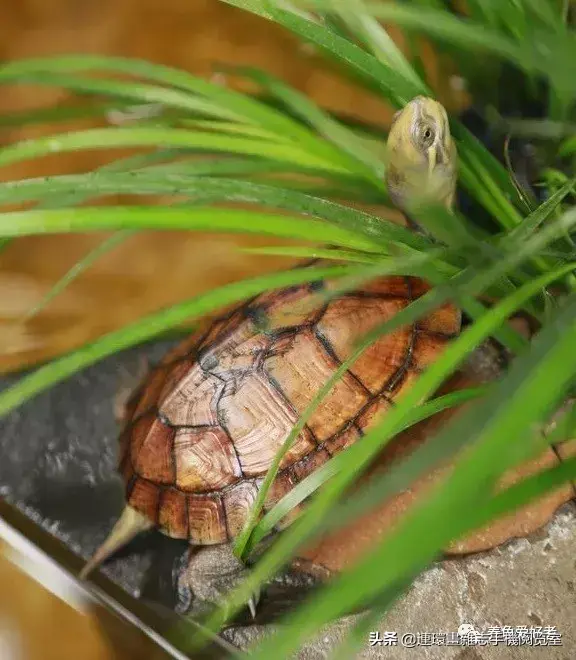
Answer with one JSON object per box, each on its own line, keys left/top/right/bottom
{"left": 247, "top": 589, "right": 260, "bottom": 620}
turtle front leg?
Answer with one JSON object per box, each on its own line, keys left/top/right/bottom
{"left": 177, "top": 543, "right": 261, "bottom": 619}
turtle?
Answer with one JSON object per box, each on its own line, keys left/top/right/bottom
{"left": 80, "top": 96, "right": 460, "bottom": 610}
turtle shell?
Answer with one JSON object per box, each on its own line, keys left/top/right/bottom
{"left": 119, "top": 272, "right": 460, "bottom": 545}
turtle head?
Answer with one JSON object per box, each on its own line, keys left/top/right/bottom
{"left": 385, "top": 96, "right": 457, "bottom": 212}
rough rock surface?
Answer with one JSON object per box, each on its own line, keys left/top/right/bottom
{"left": 265, "top": 504, "right": 575, "bottom": 659}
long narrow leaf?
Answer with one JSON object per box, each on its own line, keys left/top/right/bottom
{"left": 0, "top": 264, "right": 354, "bottom": 418}
{"left": 246, "top": 294, "right": 576, "bottom": 658}
{"left": 225, "top": 65, "right": 385, "bottom": 180}
{"left": 195, "top": 259, "right": 574, "bottom": 642}
{"left": 0, "top": 174, "right": 428, "bottom": 251}
{"left": 0, "top": 127, "right": 350, "bottom": 173}
{"left": 0, "top": 206, "right": 381, "bottom": 252}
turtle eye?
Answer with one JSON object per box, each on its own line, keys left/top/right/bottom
{"left": 420, "top": 125, "right": 435, "bottom": 146}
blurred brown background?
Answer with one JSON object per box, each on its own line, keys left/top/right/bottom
{"left": 0, "top": 0, "right": 467, "bottom": 374}
{"left": 0, "top": 2, "right": 467, "bottom": 658}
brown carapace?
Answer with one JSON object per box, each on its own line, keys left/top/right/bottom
{"left": 81, "top": 269, "right": 461, "bottom": 578}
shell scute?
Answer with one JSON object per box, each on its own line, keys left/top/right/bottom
{"left": 264, "top": 328, "right": 369, "bottom": 441}
{"left": 132, "top": 366, "right": 171, "bottom": 419}
{"left": 130, "top": 412, "right": 175, "bottom": 484}
{"left": 174, "top": 426, "right": 242, "bottom": 492}
{"left": 412, "top": 332, "right": 451, "bottom": 372}
{"left": 160, "top": 362, "right": 223, "bottom": 427}
{"left": 291, "top": 447, "right": 331, "bottom": 482}
{"left": 254, "top": 284, "right": 322, "bottom": 331}
{"left": 200, "top": 330, "right": 270, "bottom": 377}
{"left": 324, "top": 424, "right": 362, "bottom": 456}
{"left": 337, "top": 275, "right": 410, "bottom": 298}
{"left": 223, "top": 480, "right": 259, "bottom": 537}
{"left": 218, "top": 372, "right": 316, "bottom": 476}
{"left": 263, "top": 470, "right": 296, "bottom": 510}
{"left": 128, "top": 478, "right": 159, "bottom": 523}
{"left": 196, "top": 312, "right": 238, "bottom": 352}
{"left": 119, "top": 272, "right": 460, "bottom": 546}
{"left": 356, "top": 396, "right": 394, "bottom": 432}
{"left": 187, "top": 493, "right": 227, "bottom": 544}
{"left": 159, "top": 489, "right": 188, "bottom": 539}
{"left": 417, "top": 303, "right": 461, "bottom": 337}
{"left": 316, "top": 297, "right": 413, "bottom": 394}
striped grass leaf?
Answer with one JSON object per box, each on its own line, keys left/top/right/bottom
{"left": 506, "top": 177, "right": 576, "bottom": 242}
{"left": 327, "top": 0, "right": 425, "bottom": 91}
{"left": 225, "top": 0, "right": 425, "bottom": 106}
{"left": 240, "top": 246, "right": 387, "bottom": 262}
{"left": 0, "top": 71, "right": 246, "bottom": 122}
{"left": 0, "top": 100, "right": 134, "bottom": 129}
{"left": 452, "top": 124, "right": 525, "bottom": 230}
{"left": 329, "top": 1, "right": 573, "bottom": 77}
{"left": 177, "top": 118, "right": 292, "bottom": 141}
{"left": 0, "top": 54, "right": 313, "bottom": 136}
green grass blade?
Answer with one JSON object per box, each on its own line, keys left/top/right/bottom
{"left": 3, "top": 71, "right": 244, "bottom": 122}
{"left": 0, "top": 205, "right": 383, "bottom": 251}
{"left": 178, "top": 119, "right": 291, "bottom": 141}
{"left": 0, "top": 174, "right": 427, "bottom": 251}
{"left": 507, "top": 177, "right": 576, "bottom": 242}
{"left": 0, "top": 54, "right": 363, "bottom": 167}
{"left": 466, "top": 455, "right": 576, "bottom": 532}
{"left": 0, "top": 101, "right": 133, "bottom": 129}
{"left": 0, "top": 127, "right": 350, "bottom": 173}
{"left": 19, "top": 231, "right": 134, "bottom": 323}
{"left": 193, "top": 261, "right": 574, "bottom": 641}
{"left": 237, "top": 1, "right": 425, "bottom": 105}
{"left": 334, "top": 2, "right": 568, "bottom": 73}
{"left": 247, "top": 385, "right": 490, "bottom": 548}
{"left": 0, "top": 54, "right": 316, "bottom": 139}
{"left": 454, "top": 126, "right": 525, "bottom": 228}
{"left": 330, "top": 0, "right": 425, "bottom": 92}
{"left": 241, "top": 245, "right": 384, "bottom": 263}
{"left": 224, "top": 65, "right": 386, "bottom": 180}
{"left": 0, "top": 264, "right": 355, "bottom": 418}
{"left": 246, "top": 294, "right": 576, "bottom": 658}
